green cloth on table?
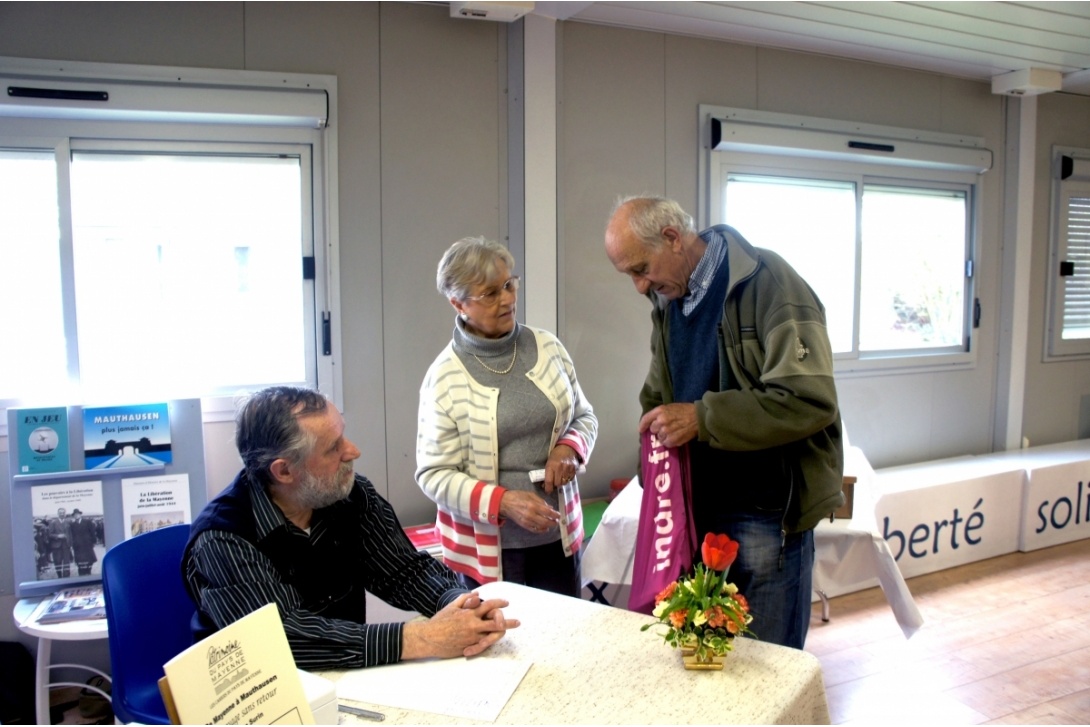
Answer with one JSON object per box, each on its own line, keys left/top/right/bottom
{"left": 582, "top": 499, "right": 608, "bottom": 541}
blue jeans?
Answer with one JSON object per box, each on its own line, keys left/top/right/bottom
{"left": 697, "top": 509, "right": 814, "bottom": 650}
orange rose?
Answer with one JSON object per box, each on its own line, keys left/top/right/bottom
{"left": 725, "top": 617, "right": 739, "bottom": 635}
{"left": 668, "top": 609, "right": 689, "bottom": 629}
{"left": 655, "top": 581, "right": 678, "bottom": 604}
{"left": 735, "top": 593, "right": 749, "bottom": 613}
{"left": 701, "top": 533, "right": 739, "bottom": 572}
{"left": 706, "top": 605, "right": 727, "bottom": 629}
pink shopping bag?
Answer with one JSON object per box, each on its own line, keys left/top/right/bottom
{"left": 628, "top": 429, "right": 698, "bottom": 615}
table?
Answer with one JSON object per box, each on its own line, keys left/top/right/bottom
{"left": 582, "top": 446, "right": 924, "bottom": 639}
{"left": 325, "top": 581, "right": 831, "bottom": 724}
{"left": 812, "top": 519, "right": 923, "bottom": 637}
{"left": 580, "top": 480, "right": 641, "bottom": 606}
{"left": 13, "top": 597, "right": 112, "bottom": 726}
{"left": 812, "top": 446, "right": 924, "bottom": 637}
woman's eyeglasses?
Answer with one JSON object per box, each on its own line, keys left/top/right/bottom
{"left": 465, "top": 276, "right": 520, "bottom": 305}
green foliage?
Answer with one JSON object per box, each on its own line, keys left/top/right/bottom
{"left": 642, "top": 562, "right": 756, "bottom": 662}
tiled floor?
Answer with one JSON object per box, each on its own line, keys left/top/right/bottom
{"left": 806, "top": 537, "right": 1090, "bottom": 725}
{"left": 49, "top": 685, "right": 112, "bottom": 725}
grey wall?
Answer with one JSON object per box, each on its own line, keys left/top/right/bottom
{"left": 1025, "top": 92, "right": 1090, "bottom": 444}
{"left": 0, "top": 1, "right": 510, "bottom": 530}
{"left": 375, "top": 5, "right": 508, "bottom": 520}
{"left": 2, "top": 0, "right": 1089, "bottom": 658}
{"left": 558, "top": 22, "right": 1008, "bottom": 483}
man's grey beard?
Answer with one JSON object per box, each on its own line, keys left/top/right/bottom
{"left": 296, "top": 461, "right": 355, "bottom": 510}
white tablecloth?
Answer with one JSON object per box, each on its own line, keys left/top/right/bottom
{"left": 813, "top": 447, "right": 924, "bottom": 637}
{"left": 581, "top": 476, "right": 642, "bottom": 587}
{"left": 325, "top": 581, "right": 831, "bottom": 724}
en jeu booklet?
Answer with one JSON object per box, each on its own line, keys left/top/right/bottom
{"left": 16, "top": 406, "right": 70, "bottom": 474}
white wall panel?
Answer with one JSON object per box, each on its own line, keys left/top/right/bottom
{"left": 377, "top": 4, "right": 505, "bottom": 524}
{"left": 559, "top": 22, "right": 667, "bottom": 492}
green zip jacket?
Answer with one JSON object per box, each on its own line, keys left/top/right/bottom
{"left": 639, "top": 225, "right": 844, "bottom": 533}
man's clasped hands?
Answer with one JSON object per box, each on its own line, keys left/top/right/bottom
{"left": 401, "top": 592, "right": 520, "bottom": 659}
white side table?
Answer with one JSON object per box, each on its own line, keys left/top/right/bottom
{"left": 13, "top": 597, "right": 111, "bottom": 726}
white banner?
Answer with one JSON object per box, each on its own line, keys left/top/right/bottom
{"left": 875, "top": 469, "right": 1024, "bottom": 579}
{"left": 1020, "top": 459, "right": 1090, "bottom": 551}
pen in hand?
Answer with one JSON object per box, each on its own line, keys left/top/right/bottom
{"left": 339, "top": 703, "right": 385, "bottom": 721}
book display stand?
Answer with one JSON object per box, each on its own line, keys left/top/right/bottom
{"left": 8, "top": 399, "right": 209, "bottom": 724}
{"left": 7, "top": 399, "right": 208, "bottom": 599}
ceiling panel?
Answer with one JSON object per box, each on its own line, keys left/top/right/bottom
{"left": 527, "top": 1, "right": 1090, "bottom": 96}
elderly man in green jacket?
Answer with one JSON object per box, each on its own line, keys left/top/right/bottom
{"left": 605, "top": 195, "right": 844, "bottom": 650}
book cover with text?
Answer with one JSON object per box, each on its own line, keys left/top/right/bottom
{"left": 16, "top": 406, "right": 70, "bottom": 474}
{"left": 163, "top": 603, "right": 314, "bottom": 725}
{"left": 83, "top": 402, "right": 172, "bottom": 469}
{"left": 121, "top": 473, "right": 192, "bottom": 539}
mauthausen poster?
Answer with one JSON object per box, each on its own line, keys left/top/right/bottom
{"left": 83, "top": 402, "right": 173, "bottom": 469}
{"left": 121, "top": 473, "right": 191, "bottom": 539}
{"left": 31, "top": 481, "right": 105, "bottom": 581}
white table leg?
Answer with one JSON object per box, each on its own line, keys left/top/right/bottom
{"left": 13, "top": 598, "right": 112, "bottom": 725}
{"left": 35, "top": 637, "right": 52, "bottom": 726}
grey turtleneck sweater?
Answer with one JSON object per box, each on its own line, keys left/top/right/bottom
{"left": 451, "top": 319, "right": 559, "bottom": 549}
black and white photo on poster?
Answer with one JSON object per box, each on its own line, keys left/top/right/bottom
{"left": 31, "top": 481, "right": 105, "bottom": 581}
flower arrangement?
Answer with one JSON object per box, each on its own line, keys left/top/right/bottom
{"left": 641, "top": 533, "right": 755, "bottom": 663}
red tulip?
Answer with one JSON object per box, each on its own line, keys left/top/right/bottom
{"left": 701, "top": 532, "right": 738, "bottom": 572}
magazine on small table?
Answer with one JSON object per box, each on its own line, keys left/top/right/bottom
{"left": 36, "top": 585, "right": 106, "bottom": 624}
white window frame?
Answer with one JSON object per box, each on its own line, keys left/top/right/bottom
{"left": 699, "top": 105, "right": 991, "bottom": 375}
{"left": 1046, "top": 146, "right": 1090, "bottom": 360}
{"left": 0, "top": 56, "right": 341, "bottom": 428}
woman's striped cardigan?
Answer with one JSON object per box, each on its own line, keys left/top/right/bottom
{"left": 415, "top": 326, "right": 597, "bottom": 583}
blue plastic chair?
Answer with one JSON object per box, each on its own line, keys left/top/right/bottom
{"left": 101, "top": 523, "right": 195, "bottom": 725}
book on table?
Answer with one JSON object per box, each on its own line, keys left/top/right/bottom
{"left": 159, "top": 602, "right": 315, "bottom": 725}
{"left": 36, "top": 585, "right": 106, "bottom": 624}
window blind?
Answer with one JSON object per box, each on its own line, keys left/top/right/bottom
{"left": 1061, "top": 191, "right": 1090, "bottom": 339}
